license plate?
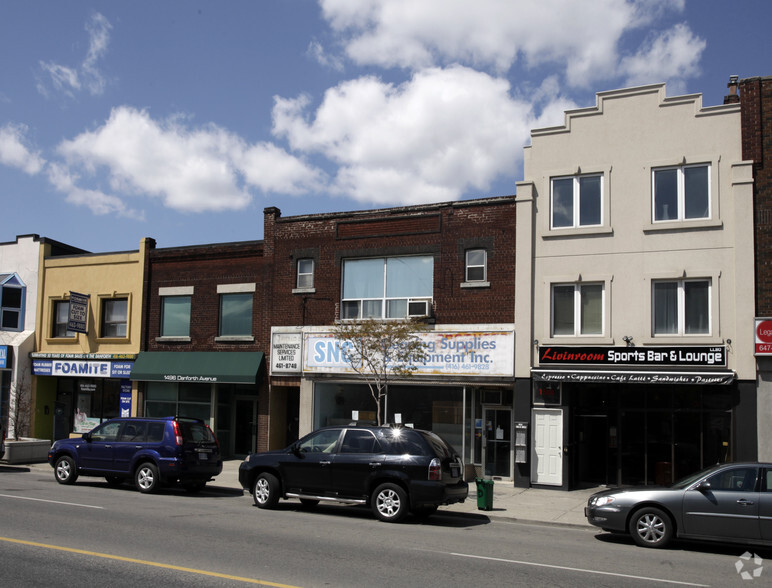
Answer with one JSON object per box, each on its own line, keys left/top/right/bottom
{"left": 198, "top": 452, "right": 208, "bottom": 460}
{"left": 450, "top": 465, "right": 460, "bottom": 478}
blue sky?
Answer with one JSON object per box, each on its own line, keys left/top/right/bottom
{"left": 1, "top": 1, "right": 768, "bottom": 252}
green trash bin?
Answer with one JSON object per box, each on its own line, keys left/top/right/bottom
{"left": 475, "top": 477, "right": 494, "bottom": 511}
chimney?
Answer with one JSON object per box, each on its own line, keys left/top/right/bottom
{"left": 724, "top": 75, "right": 740, "bottom": 104}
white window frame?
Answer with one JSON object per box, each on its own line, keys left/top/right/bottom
{"left": 652, "top": 163, "right": 711, "bottom": 223}
{"left": 296, "top": 258, "right": 314, "bottom": 290}
{"left": 341, "top": 256, "right": 433, "bottom": 320}
{"left": 465, "top": 249, "right": 487, "bottom": 283}
{"left": 100, "top": 296, "right": 129, "bottom": 339}
{"left": 550, "top": 282, "right": 605, "bottom": 337}
{"left": 651, "top": 278, "right": 711, "bottom": 336}
{"left": 0, "top": 273, "right": 25, "bottom": 332}
{"left": 550, "top": 173, "right": 603, "bottom": 230}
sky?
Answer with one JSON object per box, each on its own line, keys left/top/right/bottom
{"left": 0, "top": 1, "right": 769, "bottom": 253}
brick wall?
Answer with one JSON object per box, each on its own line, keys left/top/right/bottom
{"left": 263, "top": 196, "right": 516, "bottom": 328}
{"left": 741, "top": 76, "right": 772, "bottom": 314}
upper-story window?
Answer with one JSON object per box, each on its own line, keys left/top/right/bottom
{"left": 52, "top": 300, "right": 76, "bottom": 338}
{"left": 161, "top": 296, "right": 191, "bottom": 337}
{"left": 652, "top": 164, "right": 710, "bottom": 222}
{"left": 341, "top": 256, "right": 433, "bottom": 319}
{"left": 0, "top": 274, "right": 25, "bottom": 331}
{"left": 297, "top": 259, "right": 314, "bottom": 289}
{"left": 551, "top": 174, "right": 602, "bottom": 229}
{"left": 551, "top": 282, "right": 604, "bottom": 336}
{"left": 219, "top": 290, "right": 254, "bottom": 337}
{"left": 101, "top": 298, "right": 128, "bottom": 338}
{"left": 652, "top": 278, "right": 710, "bottom": 335}
{"left": 465, "top": 249, "right": 487, "bottom": 282}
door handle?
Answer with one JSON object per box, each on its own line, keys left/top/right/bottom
{"left": 369, "top": 462, "right": 382, "bottom": 467}
{"left": 737, "top": 499, "right": 755, "bottom": 506}
{"left": 320, "top": 461, "right": 331, "bottom": 466}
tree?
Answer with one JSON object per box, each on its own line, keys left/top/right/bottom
{"left": 8, "top": 366, "right": 31, "bottom": 439}
{"left": 333, "top": 318, "right": 429, "bottom": 426}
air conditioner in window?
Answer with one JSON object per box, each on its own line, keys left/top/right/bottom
{"left": 407, "top": 299, "right": 432, "bottom": 318}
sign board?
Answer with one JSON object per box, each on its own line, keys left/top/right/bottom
{"left": 271, "top": 332, "right": 303, "bottom": 374}
{"left": 0, "top": 345, "right": 7, "bottom": 369}
{"left": 538, "top": 345, "right": 726, "bottom": 368}
{"left": 756, "top": 318, "right": 772, "bottom": 355}
{"left": 532, "top": 369, "right": 734, "bottom": 385}
{"left": 32, "top": 359, "right": 134, "bottom": 379}
{"left": 303, "top": 330, "right": 514, "bottom": 377}
{"left": 67, "top": 291, "right": 90, "bottom": 333}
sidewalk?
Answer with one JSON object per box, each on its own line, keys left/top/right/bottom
{"left": 213, "top": 459, "right": 598, "bottom": 527}
{"left": 6, "top": 458, "right": 599, "bottom": 528}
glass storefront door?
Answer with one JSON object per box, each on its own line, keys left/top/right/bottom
{"left": 483, "top": 407, "right": 512, "bottom": 478}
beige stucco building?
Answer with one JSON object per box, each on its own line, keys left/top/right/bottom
{"left": 515, "top": 84, "right": 756, "bottom": 489}
{"left": 31, "top": 239, "right": 151, "bottom": 440}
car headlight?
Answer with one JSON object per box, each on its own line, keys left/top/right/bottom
{"left": 592, "top": 495, "right": 616, "bottom": 507}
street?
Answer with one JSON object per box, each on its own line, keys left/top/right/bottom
{"left": 0, "top": 465, "right": 767, "bottom": 587}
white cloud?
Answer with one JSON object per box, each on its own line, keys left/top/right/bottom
{"left": 319, "top": 0, "right": 699, "bottom": 89}
{"left": 0, "top": 123, "right": 46, "bottom": 175}
{"left": 273, "top": 66, "right": 573, "bottom": 205}
{"left": 620, "top": 23, "right": 706, "bottom": 92}
{"left": 53, "top": 106, "right": 324, "bottom": 214}
{"left": 38, "top": 12, "right": 112, "bottom": 97}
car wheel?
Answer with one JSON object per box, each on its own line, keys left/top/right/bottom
{"left": 299, "top": 498, "right": 319, "bottom": 508}
{"left": 372, "top": 483, "right": 408, "bottom": 523}
{"left": 105, "top": 476, "right": 123, "bottom": 487}
{"left": 135, "top": 462, "right": 160, "bottom": 494}
{"left": 54, "top": 455, "right": 78, "bottom": 485}
{"left": 252, "top": 473, "right": 280, "bottom": 509}
{"left": 629, "top": 507, "right": 673, "bottom": 548}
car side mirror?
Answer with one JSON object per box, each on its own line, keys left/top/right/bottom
{"left": 696, "top": 481, "right": 711, "bottom": 492}
{"left": 82, "top": 432, "right": 92, "bottom": 442}
{"left": 290, "top": 443, "right": 303, "bottom": 457}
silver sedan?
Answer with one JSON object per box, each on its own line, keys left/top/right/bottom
{"left": 585, "top": 462, "right": 772, "bottom": 548}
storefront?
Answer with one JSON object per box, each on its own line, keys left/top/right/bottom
{"left": 530, "top": 345, "right": 752, "bottom": 490}
{"left": 271, "top": 326, "right": 517, "bottom": 480}
{"left": 31, "top": 352, "right": 135, "bottom": 440}
{"left": 130, "top": 351, "right": 264, "bottom": 458}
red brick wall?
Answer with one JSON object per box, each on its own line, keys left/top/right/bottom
{"left": 263, "top": 197, "right": 516, "bottom": 328}
{"left": 741, "top": 76, "right": 772, "bottom": 315}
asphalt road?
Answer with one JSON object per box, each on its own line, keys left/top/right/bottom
{"left": 1, "top": 465, "right": 768, "bottom": 587}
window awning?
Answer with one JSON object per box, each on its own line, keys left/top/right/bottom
{"left": 130, "top": 351, "right": 264, "bottom": 385}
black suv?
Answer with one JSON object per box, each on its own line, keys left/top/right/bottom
{"left": 48, "top": 416, "right": 222, "bottom": 493}
{"left": 238, "top": 425, "right": 468, "bottom": 522}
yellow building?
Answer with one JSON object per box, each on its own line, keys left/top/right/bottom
{"left": 32, "top": 239, "right": 151, "bottom": 440}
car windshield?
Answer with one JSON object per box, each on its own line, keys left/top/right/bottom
{"left": 670, "top": 464, "right": 724, "bottom": 489}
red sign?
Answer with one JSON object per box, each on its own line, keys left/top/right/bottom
{"left": 757, "top": 320, "right": 772, "bottom": 343}
{"left": 755, "top": 319, "right": 772, "bottom": 355}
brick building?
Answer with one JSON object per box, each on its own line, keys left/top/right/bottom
{"left": 131, "top": 239, "right": 268, "bottom": 457}
{"left": 264, "top": 197, "right": 518, "bottom": 479}
{"left": 740, "top": 75, "right": 772, "bottom": 460}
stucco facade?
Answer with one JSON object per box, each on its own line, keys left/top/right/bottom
{"left": 32, "top": 239, "right": 150, "bottom": 440}
{"left": 515, "top": 84, "right": 755, "bottom": 489}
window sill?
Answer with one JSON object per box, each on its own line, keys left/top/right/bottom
{"left": 97, "top": 337, "right": 129, "bottom": 343}
{"left": 639, "top": 335, "right": 722, "bottom": 345}
{"left": 45, "top": 336, "right": 79, "bottom": 344}
{"left": 292, "top": 287, "right": 316, "bottom": 294}
{"left": 155, "top": 336, "right": 191, "bottom": 343}
{"left": 643, "top": 219, "right": 723, "bottom": 233}
{"left": 215, "top": 335, "right": 255, "bottom": 343}
{"left": 541, "top": 336, "right": 614, "bottom": 345}
{"left": 460, "top": 281, "right": 490, "bottom": 289}
{"left": 542, "top": 226, "right": 613, "bottom": 239}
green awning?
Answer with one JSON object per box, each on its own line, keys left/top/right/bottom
{"left": 130, "top": 351, "right": 264, "bottom": 384}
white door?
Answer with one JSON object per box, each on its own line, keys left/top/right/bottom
{"left": 532, "top": 408, "right": 563, "bottom": 485}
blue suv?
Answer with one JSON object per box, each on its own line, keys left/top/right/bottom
{"left": 48, "top": 416, "right": 222, "bottom": 493}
